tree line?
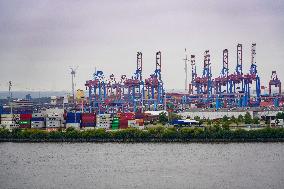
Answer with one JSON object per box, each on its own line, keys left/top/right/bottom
{"left": 0, "top": 126, "right": 283, "bottom": 142}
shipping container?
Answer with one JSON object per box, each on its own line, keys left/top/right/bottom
{"left": 19, "top": 124, "right": 31, "bottom": 129}
{"left": 20, "top": 114, "right": 32, "bottom": 120}
{"left": 18, "top": 120, "right": 31, "bottom": 125}
{"left": 0, "top": 123, "right": 11, "bottom": 129}
{"left": 31, "top": 121, "right": 45, "bottom": 129}
{"left": 1, "top": 123, "right": 19, "bottom": 130}
{"left": 46, "top": 117, "right": 63, "bottom": 121}
{"left": 1, "top": 120, "right": 15, "bottom": 124}
{"left": 119, "top": 119, "right": 129, "bottom": 129}
{"left": 66, "top": 123, "right": 80, "bottom": 129}
{"left": 32, "top": 113, "right": 44, "bottom": 117}
{"left": 81, "top": 113, "right": 96, "bottom": 124}
{"left": 66, "top": 112, "right": 81, "bottom": 123}
{"left": 1, "top": 114, "right": 13, "bottom": 118}
{"left": 96, "top": 123, "right": 111, "bottom": 129}
{"left": 46, "top": 120, "right": 62, "bottom": 128}
{"left": 111, "top": 117, "right": 120, "bottom": 130}
{"left": 81, "top": 127, "right": 95, "bottom": 130}
{"left": 81, "top": 123, "right": 95, "bottom": 127}
{"left": 1, "top": 118, "right": 14, "bottom": 122}
{"left": 128, "top": 119, "right": 144, "bottom": 129}
{"left": 31, "top": 117, "right": 45, "bottom": 121}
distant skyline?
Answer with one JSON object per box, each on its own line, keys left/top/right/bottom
{"left": 0, "top": 0, "right": 283, "bottom": 92}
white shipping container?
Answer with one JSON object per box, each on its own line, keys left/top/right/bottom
{"left": 1, "top": 123, "right": 20, "bottom": 130}
{"left": 97, "top": 114, "right": 111, "bottom": 118}
{"left": 81, "top": 127, "right": 95, "bottom": 130}
{"left": 66, "top": 123, "right": 80, "bottom": 129}
{"left": 128, "top": 120, "right": 144, "bottom": 129}
{"left": 0, "top": 124, "right": 10, "bottom": 129}
{"left": 1, "top": 114, "right": 13, "bottom": 118}
{"left": 1, "top": 121, "right": 15, "bottom": 125}
{"left": 1, "top": 117, "right": 14, "bottom": 121}
{"left": 46, "top": 120, "right": 62, "bottom": 128}
{"left": 13, "top": 114, "right": 20, "bottom": 119}
{"left": 31, "top": 121, "right": 45, "bottom": 128}
{"left": 46, "top": 117, "right": 63, "bottom": 121}
{"left": 32, "top": 113, "right": 44, "bottom": 117}
{"left": 96, "top": 120, "right": 112, "bottom": 123}
{"left": 10, "top": 124, "right": 20, "bottom": 129}
{"left": 96, "top": 123, "right": 110, "bottom": 129}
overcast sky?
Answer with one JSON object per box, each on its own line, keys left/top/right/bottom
{"left": 0, "top": 0, "right": 283, "bottom": 92}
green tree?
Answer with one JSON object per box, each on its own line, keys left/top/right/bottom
{"left": 194, "top": 116, "right": 201, "bottom": 121}
{"left": 231, "top": 116, "right": 237, "bottom": 124}
{"left": 252, "top": 117, "right": 260, "bottom": 124}
{"left": 222, "top": 121, "right": 230, "bottom": 130}
{"left": 206, "top": 118, "right": 212, "bottom": 126}
{"left": 0, "top": 128, "right": 10, "bottom": 139}
{"left": 244, "top": 112, "right": 252, "bottom": 124}
{"left": 238, "top": 115, "right": 244, "bottom": 123}
{"left": 276, "top": 112, "right": 284, "bottom": 119}
{"left": 170, "top": 112, "right": 182, "bottom": 121}
{"left": 159, "top": 112, "right": 168, "bottom": 125}
{"left": 162, "top": 128, "right": 179, "bottom": 139}
{"left": 222, "top": 115, "right": 229, "bottom": 123}
{"left": 148, "top": 126, "right": 165, "bottom": 138}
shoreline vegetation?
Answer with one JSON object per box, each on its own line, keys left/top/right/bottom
{"left": 0, "top": 127, "right": 283, "bottom": 143}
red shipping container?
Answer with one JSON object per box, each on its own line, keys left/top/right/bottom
{"left": 119, "top": 121, "right": 128, "bottom": 129}
{"left": 81, "top": 113, "right": 96, "bottom": 123}
{"left": 82, "top": 113, "right": 95, "bottom": 117}
{"left": 82, "top": 119, "right": 95, "bottom": 123}
{"left": 20, "top": 114, "right": 32, "bottom": 120}
{"left": 19, "top": 124, "right": 31, "bottom": 129}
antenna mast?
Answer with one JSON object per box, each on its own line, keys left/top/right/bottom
{"left": 8, "top": 81, "right": 12, "bottom": 114}
{"left": 70, "top": 66, "right": 78, "bottom": 104}
{"left": 184, "top": 48, "right": 189, "bottom": 92}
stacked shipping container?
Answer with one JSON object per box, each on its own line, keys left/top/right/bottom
{"left": 0, "top": 114, "right": 19, "bottom": 129}
{"left": 128, "top": 119, "right": 144, "bottom": 129}
{"left": 19, "top": 114, "right": 32, "bottom": 128}
{"left": 111, "top": 117, "right": 119, "bottom": 130}
{"left": 66, "top": 112, "right": 81, "bottom": 129}
{"left": 31, "top": 113, "right": 45, "bottom": 129}
{"left": 81, "top": 113, "right": 96, "bottom": 129}
{"left": 119, "top": 112, "right": 135, "bottom": 129}
{"left": 0, "top": 111, "right": 146, "bottom": 131}
{"left": 46, "top": 112, "right": 64, "bottom": 130}
{"left": 96, "top": 114, "right": 112, "bottom": 129}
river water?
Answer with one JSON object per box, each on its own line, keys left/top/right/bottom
{"left": 0, "top": 142, "right": 283, "bottom": 189}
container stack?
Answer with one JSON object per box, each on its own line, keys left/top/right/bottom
{"left": 66, "top": 112, "right": 81, "bottom": 129}
{"left": 81, "top": 113, "right": 96, "bottom": 129}
{"left": 31, "top": 113, "right": 45, "bottom": 129}
{"left": 46, "top": 112, "right": 64, "bottom": 131}
{"left": 111, "top": 117, "right": 120, "bottom": 130}
{"left": 119, "top": 112, "right": 135, "bottom": 129}
{"left": 96, "top": 114, "right": 112, "bottom": 129}
{"left": 127, "top": 119, "right": 144, "bottom": 129}
{"left": 19, "top": 114, "right": 32, "bottom": 129}
{"left": 0, "top": 114, "right": 19, "bottom": 129}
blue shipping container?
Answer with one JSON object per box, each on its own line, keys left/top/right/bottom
{"left": 66, "top": 112, "right": 81, "bottom": 123}
{"left": 31, "top": 117, "right": 45, "bottom": 121}
{"left": 81, "top": 123, "right": 95, "bottom": 127}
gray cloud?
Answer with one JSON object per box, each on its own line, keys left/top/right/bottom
{"left": 0, "top": 0, "right": 283, "bottom": 92}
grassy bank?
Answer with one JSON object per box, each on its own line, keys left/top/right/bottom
{"left": 0, "top": 126, "right": 284, "bottom": 143}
